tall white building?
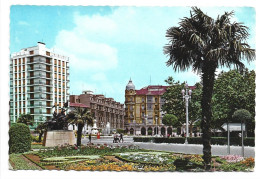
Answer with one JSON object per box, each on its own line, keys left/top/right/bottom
{"left": 10, "top": 42, "right": 70, "bottom": 128}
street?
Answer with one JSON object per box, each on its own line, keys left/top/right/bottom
{"left": 82, "top": 136, "right": 255, "bottom": 158}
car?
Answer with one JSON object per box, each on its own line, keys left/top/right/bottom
{"left": 153, "top": 134, "right": 162, "bottom": 137}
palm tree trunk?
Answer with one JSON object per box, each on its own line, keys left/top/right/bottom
{"left": 201, "top": 62, "right": 217, "bottom": 170}
{"left": 39, "top": 132, "right": 43, "bottom": 142}
{"left": 77, "top": 123, "right": 83, "bottom": 146}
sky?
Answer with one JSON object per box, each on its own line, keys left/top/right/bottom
{"left": 10, "top": 6, "right": 256, "bottom": 103}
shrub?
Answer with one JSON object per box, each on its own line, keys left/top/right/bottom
{"left": 31, "top": 135, "right": 39, "bottom": 142}
{"left": 9, "top": 123, "right": 31, "bottom": 154}
{"left": 133, "top": 137, "right": 254, "bottom": 146}
{"left": 133, "top": 137, "right": 153, "bottom": 142}
{"left": 116, "top": 129, "right": 125, "bottom": 134}
{"left": 244, "top": 137, "right": 255, "bottom": 146}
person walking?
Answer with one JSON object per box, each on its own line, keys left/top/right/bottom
{"left": 119, "top": 133, "right": 124, "bottom": 143}
{"left": 89, "top": 133, "right": 92, "bottom": 143}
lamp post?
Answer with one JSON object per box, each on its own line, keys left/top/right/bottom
{"left": 145, "top": 115, "right": 148, "bottom": 136}
{"left": 133, "top": 120, "right": 136, "bottom": 136}
{"left": 155, "top": 117, "right": 158, "bottom": 135}
{"left": 181, "top": 83, "right": 192, "bottom": 144}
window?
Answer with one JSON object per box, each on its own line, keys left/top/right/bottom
{"left": 142, "top": 104, "right": 145, "bottom": 110}
{"left": 46, "top": 51, "right": 50, "bottom": 56}
{"left": 147, "top": 96, "right": 153, "bottom": 102}
{"left": 148, "top": 104, "right": 152, "bottom": 110}
{"left": 29, "top": 50, "right": 34, "bottom": 55}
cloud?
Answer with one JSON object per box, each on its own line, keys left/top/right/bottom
{"left": 18, "top": 21, "right": 30, "bottom": 26}
{"left": 52, "top": 6, "right": 255, "bottom": 103}
{"left": 53, "top": 30, "right": 118, "bottom": 71}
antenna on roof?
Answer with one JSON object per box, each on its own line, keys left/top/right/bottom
{"left": 150, "top": 75, "right": 151, "bottom": 86}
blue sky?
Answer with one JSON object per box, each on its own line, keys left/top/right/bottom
{"left": 10, "top": 6, "right": 256, "bottom": 103}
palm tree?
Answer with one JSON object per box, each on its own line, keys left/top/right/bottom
{"left": 17, "top": 114, "right": 34, "bottom": 126}
{"left": 164, "top": 7, "right": 255, "bottom": 170}
{"left": 35, "top": 123, "right": 47, "bottom": 142}
{"left": 66, "top": 107, "right": 94, "bottom": 146}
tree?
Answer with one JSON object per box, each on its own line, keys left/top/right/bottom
{"left": 232, "top": 109, "right": 252, "bottom": 137}
{"left": 162, "top": 77, "right": 202, "bottom": 136}
{"left": 66, "top": 107, "right": 94, "bottom": 146}
{"left": 17, "top": 114, "right": 34, "bottom": 126}
{"left": 232, "top": 109, "right": 251, "bottom": 122}
{"left": 212, "top": 69, "right": 255, "bottom": 136}
{"left": 35, "top": 123, "right": 47, "bottom": 142}
{"left": 164, "top": 7, "right": 255, "bottom": 170}
{"left": 162, "top": 114, "right": 180, "bottom": 128}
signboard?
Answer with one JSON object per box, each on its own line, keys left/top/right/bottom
{"left": 221, "top": 123, "right": 245, "bottom": 131}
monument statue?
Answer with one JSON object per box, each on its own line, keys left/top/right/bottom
{"left": 43, "top": 101, "right": 76, "bottom": 147}
{"left": 44, "top": 101, "right": 69, "bottom": 130}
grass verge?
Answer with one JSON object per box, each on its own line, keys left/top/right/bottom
{"left": 9, "top": 153, "right": 41, "bottom": 170}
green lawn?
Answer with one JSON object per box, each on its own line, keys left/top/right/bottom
{"left": 9, "top": 153, "right": 41, "bottom": 170}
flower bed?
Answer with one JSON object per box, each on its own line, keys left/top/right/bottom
{"left": 15, "top": 144, "right": 254, "bottom": 172}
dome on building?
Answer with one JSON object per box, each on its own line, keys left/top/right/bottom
{"left": 126, "top": 78, "right": 135, "bottom": 90}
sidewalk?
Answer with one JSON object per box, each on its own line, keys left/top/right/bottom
{"left": 134, "top": 142, "right": 255, "bottom": 158}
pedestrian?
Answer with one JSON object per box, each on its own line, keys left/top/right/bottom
{"left": 89, "top": 133, "right": 91, "bottom": 143}
{"left": 113, "top": 133, "right": 116, "bottom": 143}
{"left": 119, "top": 133, "right": 124, "bottom": 143}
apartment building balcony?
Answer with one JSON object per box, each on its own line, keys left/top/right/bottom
{"left": 27, "top": 104, "right": 44, "bottom": 108}
{"left": 27, "top": 74, "right": 46, "bottom": 79}
{"left": 33, "top": 89, "right": 47, "bottom": 93}
{"left": 27, "top": 59, "right": 52, "bottom": 66}
{"left": 27, "top": 97, "right": 47, "bottom": 100}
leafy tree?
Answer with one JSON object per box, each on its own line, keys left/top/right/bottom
{"left": 232, "top": 109, "right": 251, "bottom": 122}
{"left": 35, "top": 123, "right": 47, "bottom": 142}
{"left": 212, "top": 69, "right": 255, "bottom": 136}
{"left": 162, "top": 114, "right": 180, "bottom": 127}
{"left": 162, "top": 77, "right": 202, "bottom": 136}
{"left": 232, "top": 109, "right": 252, "bottom": 136}
{"left": 66, "top": 107, "right": 94, "bottom": 146}
{"left": 17, "top": 114, "right": 34, "bottom": 126}
{"left": 164, "top": 7, "right": 255, "bottom": 169}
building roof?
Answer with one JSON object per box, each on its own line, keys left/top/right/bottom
{"left": 70, "top": 102, "right": 89, "bottom": 108}
{"left": 135, "top": 85, "right": 169, "bottom": 95}
{"left": 126, "top": 79, "right": 135, "bottom": 90}
{"left": 135, "top": 85, "right": 196, "bottom": 95}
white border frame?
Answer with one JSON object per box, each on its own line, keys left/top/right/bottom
{"left": 1, "top": 1, "right": 259, "bottom": 179}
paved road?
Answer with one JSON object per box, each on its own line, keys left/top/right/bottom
{"left": 81, "top": 136, "right": 255, "bottom": 158}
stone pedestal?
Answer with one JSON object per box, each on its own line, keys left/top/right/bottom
{"left": 43, "top": 130, "right": 76, "bottom": 147}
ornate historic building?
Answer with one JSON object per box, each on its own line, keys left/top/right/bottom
{"left": 124, "top": 79, "right": 173, "bottom": 136}
{"left": 70, "top": 90, "right": 125, "bottom": 133}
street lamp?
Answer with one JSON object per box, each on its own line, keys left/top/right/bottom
{"left": 145, "top": 115, "right": 148, "bottom": 136}
{"left": 155, "top": 117, "right": 158, "bottom": 135}
{"left": 181, "top": 83, "right": 192, "bottom": 144}
{"left": 133, "top": 120, "right": 136, "bottom": 136}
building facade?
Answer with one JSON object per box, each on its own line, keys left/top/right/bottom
{"left": 124, "top": 79, "right": 172, "bottom": 136}
{"left": 10, "top": 42, "right": 70, "bottom": 128}
{"left": 70, "top": 90, "right": 124, "bottom": 133}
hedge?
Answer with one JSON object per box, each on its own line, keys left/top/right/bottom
{"left": 9, "top": 123, "right": 31, "bottom": 154}
{"left": 133, "top": 137, "right": 254, "bottom": 146}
